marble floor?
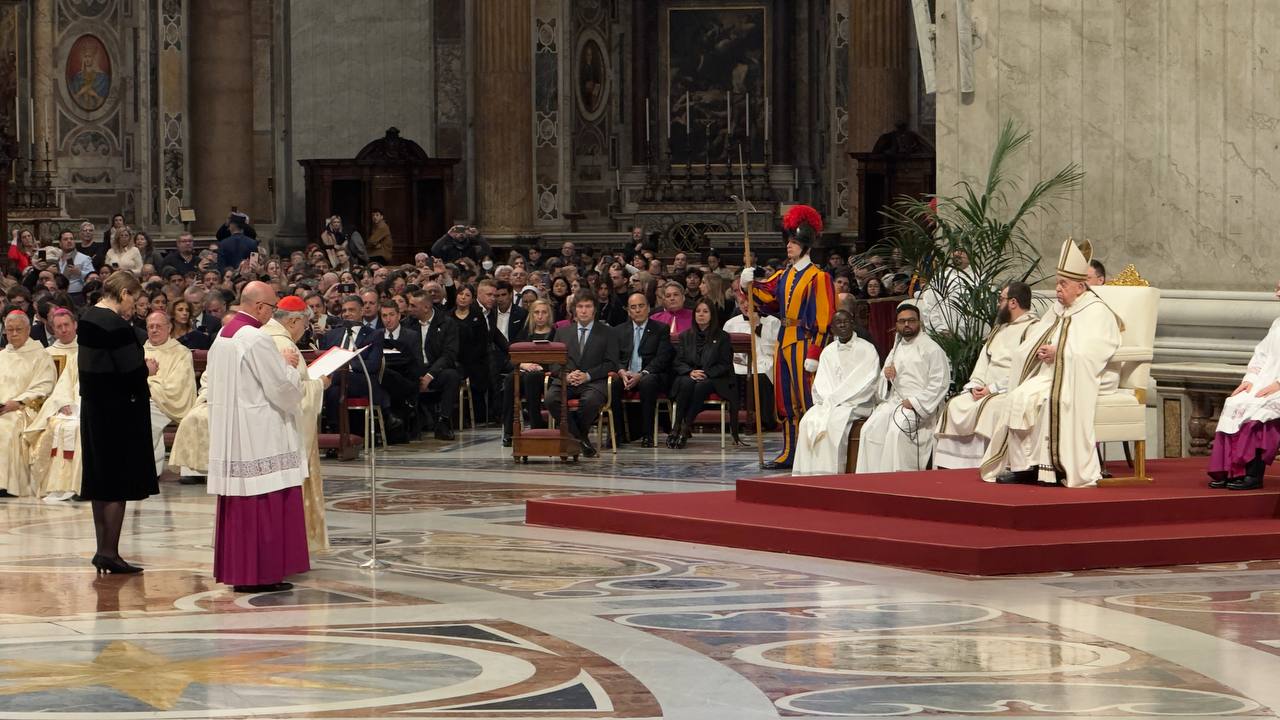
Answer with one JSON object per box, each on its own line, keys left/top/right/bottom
{"left": 2, "top": 428, "right": 1279, "bottom": 719}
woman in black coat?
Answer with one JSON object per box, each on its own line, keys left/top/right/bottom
{"left": 451, "top": 283, "right": 492, "bottom": 423}
{"left": 77, "top": 272, "right": 158, "bottom": 574}
{"left": 668, "top": 298, "right": 740, "bottom": 448}
{"left": 501, "top": 299, "right": 557, "bottom": 444}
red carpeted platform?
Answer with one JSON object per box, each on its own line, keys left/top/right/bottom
{"left": 525, "top": 458, "right": 1280, "bottom": 575}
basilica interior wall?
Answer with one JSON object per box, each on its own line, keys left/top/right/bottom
{"left": 934, "top": 0, "right": 1280, "bottom": 294}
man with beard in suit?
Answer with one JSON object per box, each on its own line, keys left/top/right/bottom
{"left": 318, "top": 295, "right": 390, "bottom": 434}
{"left": 612, "top": 292, "right": 674, "bottom": 447}
{"left": 545, "top": 294, "right": 620, "bottom": 458}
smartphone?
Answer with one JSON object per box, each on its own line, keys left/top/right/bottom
{"left": 338, "top": 283, "right": 356, "bottom": 293}
{"left": 250, "top": 251, "right": 259, "bottom": 265}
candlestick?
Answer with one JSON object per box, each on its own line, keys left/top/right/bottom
{"left": 28, "top": 102, "right": 33, "bottom": 139}
{"left": 746, "top": 93, "right": 751, "bottom": 138}
{"left": 616, "top": 168, "right": 621, "bottom": 190}
{"left": 685, "top": 92, "right": 690, "bottom": 135}
{"left": 667, "top": 96, "right": 672, "bottom": 139}
{"left": 725, "top": 90, "right": 732, "bottom": 136}
{"left": 645, "top": 98, "right": 651, "bottom": 143}
{"left": 764, "top": 97, "right": 770, "bottom": 142}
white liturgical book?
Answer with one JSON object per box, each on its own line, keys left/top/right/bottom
{"left": 307, "top": 346, "right": 364, "bottom": 378}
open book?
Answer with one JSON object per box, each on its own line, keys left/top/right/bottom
{"left": 307, "top": 345, "right": 366, "bottom": 378}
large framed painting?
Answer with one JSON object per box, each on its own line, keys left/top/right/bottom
{"left": 65, "top": 34, "right": 111, "bottom": 113}
{"left": 576, "top": 30, "right": 608, "bottom": 122}
{"left": 665, "top": 4, "right": 769, "bottom": 164}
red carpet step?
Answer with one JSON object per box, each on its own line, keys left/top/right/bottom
{"left": 525, "top": 458, "right": 1280, "bottom": 575}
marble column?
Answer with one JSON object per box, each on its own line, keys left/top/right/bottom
{"left": 848, "top": 0, "right": 912, "bottom": 151}
{"left": 32, "top": 0, "right": 54, "bottom": 175}
{"left": 473, "top": 0, "right": 533, "bottom": 234}
{"left": 188, "top": 0, "right": 254, "bottom": 233}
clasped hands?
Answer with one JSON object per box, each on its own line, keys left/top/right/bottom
{"left": 145, "top": 358, "right": 159, "bottom": 376}
{"left": 618, "top": 369, "right": 641, "bottom": 389}
{"left": 1036, "top": 344, "right": 1058, "bottom": 363}
{"left": 0, "top": 400, "right": 19, "bottom": 415}
{"left": 567, "top": 370, "right": 590, "bottom": 386}
{"left": 1233, "top": 380, "right": 1280, "bottom": 399}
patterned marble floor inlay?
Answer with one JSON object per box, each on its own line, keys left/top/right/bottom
{"left": 0, "top": 426, "right": 1276, "bottom": 718}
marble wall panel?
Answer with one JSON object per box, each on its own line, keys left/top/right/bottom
{"left": 936, "top": 0, "right": 1280, "bottom": 291}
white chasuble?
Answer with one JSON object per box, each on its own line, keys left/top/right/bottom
{"left": 979, "top": 293, "right": 1121, "bottom": 488}
{"left": 264, "top": 319, "right": 328, "bottom": 550}
{"left": 934, "top": 312, "right": 1038, "bottom": 467}
{"left": 145, "top": 338, "right": 197, "bottom": 422}
{"left": 1216, "top": 317, "right": 1280, "bottom": 435}
{"left": 0, "top": 340, "right": 57, "bottom": 495}
{"left": 206, "top": 320, "right": 304, "bottom": 497}
{"left": 26, "top": 342, "right": 82, "bottom": 495}
{"left": 793, "top": 336, "right": 881, "bottom": 475}
{"left": 856, "top": 333, "right": 950, "bottom": 473}
{"left": 169, "top": 373, "right": 210, "bottom": 474}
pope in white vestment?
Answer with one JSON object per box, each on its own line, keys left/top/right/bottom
{"left": 934, "top": 283, "right": 1038, "bottom": 468}
{"left": 25, "top": 310, "right": 83, "bottom": 501}
{"left": 980, "top": 239, "right": 1122, "bottom": 488}
{"left": 207, "top": 282, "right": 310, "bottom": 592}
{"left": 1208, "top": 287, "right": 1280, "bottom": 489}
{"left": 856, "top": 302, "right": 951, "bottom": 473}
{"left": 0, "top": 311, "right": 57, "bottom": 497}
{"left": 144, "top": 313, "right": 197, "bottom": 475}
{"left": 793, "top": 310, "right": 881, "bottom": 475}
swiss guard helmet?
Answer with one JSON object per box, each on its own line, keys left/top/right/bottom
{"left": 782, "top": 204, "right": 823, "bottom": 252}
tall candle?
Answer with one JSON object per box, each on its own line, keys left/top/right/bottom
{"left": 685, "top": 92, "right": 690, "bottom": 133}
{"left": 616, "top": 168, "right": 621, "bottom": 190}
{"left": 645, "top": 98, "right": 651, "bottom": 143}
{"left": 726, "top": 90, "right": 732, "bottom": 135}
{"left": 667, "top": 96, "right": 672, "bottom": 138}
{"left": 746, "top": 93, "right": 751, "bottom": 138}
{"left": 765, "top": 97, "right": 770, "bottom": 142}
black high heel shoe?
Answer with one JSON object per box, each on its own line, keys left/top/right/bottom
{"left": 91, "top": 554, "right": 143, "bottom": 574}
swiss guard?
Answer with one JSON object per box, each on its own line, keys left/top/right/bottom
{"left": 741, "top": 205, "right": 837, "bottom": 470}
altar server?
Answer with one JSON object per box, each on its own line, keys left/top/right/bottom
{"left": 856, "top": 302, "right": 950, "bottom": 473}
{"left": 793, "top": 309, "right": 880, "bottom": 475}
{"left": 980, "top": 238, "right": 1121, "bottom": 488}
{"left": 1208, "top": 281, "right": 1280, "bottom": 490}
{"left": 0, "top": 310, "right": 57, "bottom": 497}
{"left": 933, "top": 281, "right": 1038, "bottom": 468}
{"left": 27, "top": 309, "right": 83, "bottom": 502}
{"left": 207, "top": 281, "right": 309, "bottom": 593}
{"left": 263, "top": 295, "right": 330, "bottom": 550}
{"left": 144, "top": 312, "right": 197, "bottom": 475}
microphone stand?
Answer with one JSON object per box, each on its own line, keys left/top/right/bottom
{"left": 346, "top": 328, "right": 387, "bottom": 571}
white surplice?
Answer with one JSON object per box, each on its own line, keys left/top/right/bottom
{"left": 979, "top": 293, "right": 1121, "bottom": 488}
{"left": 856, "top": 332, "right": 950, "bottom": 473}
{"left": 792, "top": 336, "right": 881, "bottom": 475}
{"left": 1216, "top": 317, "right": 1280, "bottom": 435}
{"left": 25, "top": 341, "right": 82, "bottom": 496}
{"left": 0, "top": 340, "right": 57, "bottom": 495}
{"left": 206, "top": 318, "right": 304, "bottom": 497}
{"left": 169, "top": 373, "right": 209, "bottom": 475}
{"left": 934, "top": 311, "right": 1038, "bottom": 468}
{"left": 145, "top": 338, "right": 198, "bottom": 474}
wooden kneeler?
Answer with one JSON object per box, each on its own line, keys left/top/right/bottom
{"left": 843, "top": 418, "right": 867, "bottom": 473}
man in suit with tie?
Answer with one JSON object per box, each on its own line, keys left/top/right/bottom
{"left": 377, "top": 301, "right": 423, "bottom": 443}
{"left": 407, "top": 290, "right": 461, "bottom": 440}
{"left": 492, "top": 281, "right": 528, "bottom": 342}
{"left": 613, "top": 292, "right": 674, "bottom": 447}
{"left": 358, "top": 290, "right": 384, "bottom": 331}
{"left": 545, "top": 293, "right": 620, "bottom": 458}
{"left": 319, "top": 295, "right": 388, "bottom": 432}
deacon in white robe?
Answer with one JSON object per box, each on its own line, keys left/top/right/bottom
{"left": 1208, "top": 285, "right": 1280, "bottom": 489}
{"left": 207, "top": 282, "right": 309, "bottom": 593}
{"left": 793, "top": 310, "right": 880, "bottom": 475}
{"left": 856, "top": 302, "right": 951, "bottom": 473}
{"left": 25, "top": 309, "right": 83, "bottom": 501}
{"left": 144, "top": 312, "right": 198, "bottom": 475}
{"left": 980, "top": 238, "right": 1121, "bottom": 488}
{"left": 169, "top": 373, "right": 210, "bottom": 479}
{"left": 934, "top": 282, "right": 1038, "bottom": 468}
{"left": 914, "top": 249, "right": 978, "bottom": 336}
{"left": 0, "top": 311, "right": 57, "bottom": 497}
{"left": 262, "top": 296, "right": 331, "bottom": 552}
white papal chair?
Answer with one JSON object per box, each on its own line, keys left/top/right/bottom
{"left": 1091, "top": 284, "right": 1160, "bottom": 486}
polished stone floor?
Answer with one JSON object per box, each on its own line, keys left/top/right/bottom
{"left": 1, "top": 427, "right": 1278, "bottom": 718}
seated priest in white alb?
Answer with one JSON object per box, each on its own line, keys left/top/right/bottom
{"left": 144, "top": 311, "right": 197, "bottom": 475}
{"left": 26, "top": 309, "right": 83, "bottom": 502}
{"left": 934, "top": 281, "right": 1039, "bottom": 468}
{"left": 793, "top": 309, "right": 881, "bottom": 475}
{"left": 980, "top": 238, "right": 1122, "bottom": 488}
{"left": 856, "top": 302, "right": 951, "bottom": 473}
{"left": 0, "top": 310, "right": 57, "bottom": 498}
{"left": 1208, "top": 281, "right": 1280, "bottom": 491}
{"left": 169, "top": 371, "right": 210, "bottom": 483}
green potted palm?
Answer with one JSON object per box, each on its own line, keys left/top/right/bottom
{"left": 860, "top": 120, "right": 1084, "bottom": 389}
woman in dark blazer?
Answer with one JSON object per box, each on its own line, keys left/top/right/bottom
{"left": 77, "top": 271, "right": 158, "bottom": 574}
{"left": 501, "top": 299, "right": 557, "bottom": 444}
{"left": 668, "top": 298, "right": 740, "bottom": 448}
{"left": 452, "top": 283, "right": 492, "bottom": 423}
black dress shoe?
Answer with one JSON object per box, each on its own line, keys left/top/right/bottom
{"left": 581, "top": 439, "right": 599, "bottom": 458}
{"left": 761, "top": 460, "right": 791, "bottom": 471}
{"left": 0, "top": 489, "right": 14, "bottom": 498}
{"left": 92, "top": 555, "right": 143, "bottom": 574}
{"left": 178, "top": 475, "right": 206, "bottom": 485}
{"left": 639, "top": 436, "right": 654, "bottom": 448}
{"left": 232, "top": 582, "right": 294, "bottom": 593}
{"left": 1227, "top": 475, "right": 1263, "bottom": 491}
{"left": 434, "top": 419, "right": 455, "bottom": 441}
{"left": 1208, "top": 477, "right": 1235, "bottom": 489}
{"left": 502, "top": 435, "right": 512, "bottom": 447}
{"left": 996, "top": 469, "right": 1037, "bottom": 485}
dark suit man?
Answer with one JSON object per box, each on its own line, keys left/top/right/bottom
{"left": 319, "top": 296, "right": 387, "bottom": 432}
{"left": 378, "top": 302, "right": 424, "bottom": 443}
{"left": 613, "top": 292, "right": 675, "bottom": 446}
{"left": 545, "top": 294, "right": 620, "bottom": 458}
{"left": 407, "top": 290, "right": 461, "bottom": 440}
{"left": 358, "top": 290, "right": 384, "bottom": 331}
